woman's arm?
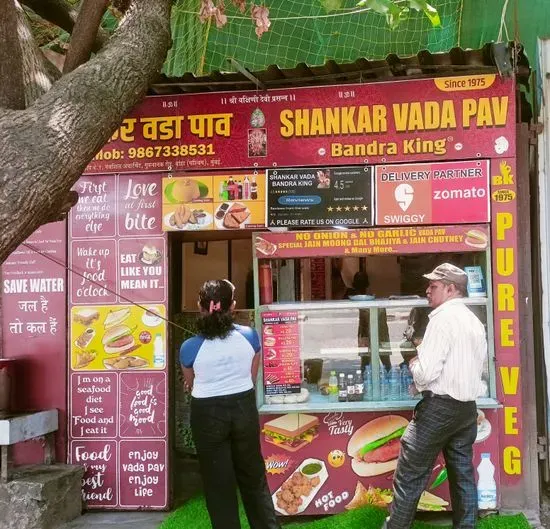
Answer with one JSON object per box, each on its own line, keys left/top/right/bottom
{"left": 251, "top": 353, "right": 260, "bottom": 386}
{"left": 182, "top": 366, "right": 195, "bottom": 393}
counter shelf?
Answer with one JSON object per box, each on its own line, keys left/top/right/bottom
{"left": 257, "top": 297, "right": 497, "bottom": 412}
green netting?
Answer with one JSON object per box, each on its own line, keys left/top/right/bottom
{"left": 164, "top": 0, "right": 463, "bottom": 77}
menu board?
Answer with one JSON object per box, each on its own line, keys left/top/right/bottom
{"left": 267, "top": 166, "right": 373, "bottom": 228}
{"left": 375, "top": 160, "right": 490, "bottom": 225}
{"left": 68, "top": 173, "right": 168, "bottom": 509}
{"left": 161, "top": 173, "right": 265, "bottom": 231}
{"left": 262, "top": 312, "right": 301, "bottom": 395}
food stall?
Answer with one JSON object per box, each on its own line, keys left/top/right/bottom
{"left": 2, "top": 54, "right": 531, "bottom": 515}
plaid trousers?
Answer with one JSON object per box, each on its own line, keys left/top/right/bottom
{"left": 387, "top": 395, "right": 478, "bottom": 529}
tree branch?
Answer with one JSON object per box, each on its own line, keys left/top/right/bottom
{"left": 0, "top": 0, "right": 172, "bottom": 263}
{"left": 15, "top": 1, "right": 59, "bottom": 105}
{"left": 63, "top": 0, "right": 109, "bottom": 73}
{"left": 0, "top": 0, "right": 25, "bottom": 109}
{"left": 20, "top": 0, "right": 109, "bottom": 52}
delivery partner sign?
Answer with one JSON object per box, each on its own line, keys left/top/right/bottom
{"left": 375, "top": 160, "right": 490, "bottom": 226}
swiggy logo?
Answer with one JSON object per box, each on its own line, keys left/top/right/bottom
{"left": 394, "top": 183, "right": 414, "bottom": 211}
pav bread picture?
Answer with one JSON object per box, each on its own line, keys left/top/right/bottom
{"left": 347, "top": 415, "right": 409, "bottom": 476}
{"left": 464, "top": 228, "right": 488, "bottom": 249}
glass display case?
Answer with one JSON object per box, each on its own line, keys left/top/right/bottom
{"left": 257, "top": 298, "right": 497, "bottom": 413}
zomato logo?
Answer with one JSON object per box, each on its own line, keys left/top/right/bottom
{"left": 433, "top": 187, "right": 486, "bottom": 200}
{"left": 394, "top": 183, "right": 414, "bottom": 211}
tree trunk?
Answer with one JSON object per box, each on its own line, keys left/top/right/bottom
{"left": 63, "top": 0, "right": 110, "bottom": 74}
{"left": 0, "top": 0, "right": 172, "bottom": 264}
{"left": 0, "top": 0, "right": 25, "bottom": 109}
{"left": 21, "top": 0, "right": 108, "bottom": 52}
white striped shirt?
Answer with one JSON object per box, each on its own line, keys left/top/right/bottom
{"left": 410, "top": 298, "right": 487, "bottom": 402}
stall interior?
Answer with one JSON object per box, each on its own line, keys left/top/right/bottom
{"left": 256, "top": 252, "right": 495, "bottom": 411}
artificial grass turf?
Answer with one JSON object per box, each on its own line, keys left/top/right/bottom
{"left": 159, "top": 495, "right": 531, "bottom": 529}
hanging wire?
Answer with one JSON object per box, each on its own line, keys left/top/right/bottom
{"left": 21, "top": 241, "right": 194, "bottom": 335}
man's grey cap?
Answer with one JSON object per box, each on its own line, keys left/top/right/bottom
{"left": 423, "top": 262, "right": 468, "bottom": 287}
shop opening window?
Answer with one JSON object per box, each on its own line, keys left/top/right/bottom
{"left": 256, "top": 252, "right": 496, "bottom": 411}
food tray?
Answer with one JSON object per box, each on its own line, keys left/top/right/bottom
{"left": 272, "top": 458, "right": 329, "bottom": 515}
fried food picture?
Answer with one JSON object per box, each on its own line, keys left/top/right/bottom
{"left": 104, "top": 355, "right": 148, "bottom": 370}
{"left": 169, "top": 205, "right": 198, "bottom": 229}
{"left": 74, "top": 350, "right": 97, "bottom": 369}
{"left": 273, "top": 459, "right": 327, "bottom": 515}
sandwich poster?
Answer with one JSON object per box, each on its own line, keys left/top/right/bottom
{"left": 161, "top": 174, "right": 266, "bottom": 231}
{"left": 267, "top": 166, "right": 373, "bottom": 229}
{"left": 375, "top": 160, "right": 490, "bottom": 226}
{"left": 71, "top": 304, "right": 166, "bottom": 371}
{"left": 261, "top": 410, "right": 500, "bottom": 516}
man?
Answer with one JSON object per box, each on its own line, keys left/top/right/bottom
{"left": 385, "top": 263, "right": 487, "bottom": 529}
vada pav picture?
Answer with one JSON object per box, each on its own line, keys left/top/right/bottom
{"left": 347, "top": 415, "right": 409, "bottom": 476}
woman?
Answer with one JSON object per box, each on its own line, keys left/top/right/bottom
{"left": 180, "top": 279, "right": 280, "bottom": 529}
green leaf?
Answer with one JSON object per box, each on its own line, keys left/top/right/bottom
{"left": 409, "top": 0, "right": 441, "bottom": 27}
{"left": 357, "top": 0, "right": 409, "bottom": 29}
{"left": 356, "top": 0, "right": 397, "bottom": 15}
{"left": 320, "top": 0, "right": 345, "bottom": 12}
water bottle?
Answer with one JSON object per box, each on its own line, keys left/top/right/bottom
{"left": 328, "top": 371, "right": 338, "bottom": 403}
{"left": 477, "top": 453, "right": 497, "bottom": 509}
{"left": 401, "top": 365, "right": 413, "bottom": 400}
{"left": 363, "top": 366, "right": 373, "bottom": 401}
{"left": 347, "top": 374, "right": 356, "bottom": 402}
{"left": 153, "top": 333, "right": 164, "bottom": 368}
{"left": 354, "top": 370, "right": 364, "bottom": 401}
{"left": 380, "top": 369, "right": 389, "bottom": 401}
{"left": 389, "top": 365, "right": 401, "bottom": 401}
{"left": 338, "top": 373, "right": 347, "bottom": 402}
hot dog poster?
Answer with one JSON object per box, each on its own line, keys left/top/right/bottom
{"left": 161, "top": 174, "right": 266, "bottom": 231}
{"left": 260, "top": 409, "right": 500, "bottom": 516}
{"left": 70, "top": 304, "right": 166, "bottom": 371}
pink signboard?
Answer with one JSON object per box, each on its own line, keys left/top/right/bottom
{"left": 70, "top": 239, "right": 117, "bottom": 304}
{"left": 70, "top": 177, "right": 117, "bottom": 238}
{"left": 118, "top": 237, "right": 166, "bottom": 303}
{"left": 261, "top": 409, "right": 500, "bottom": 516}
{"left": 117, "top": 173, "right": 163, "bottom": 237}
{"left": 1, "top": 221, "right": 68, "bottom": 461}
{"left": 119, "top": 372, "right": 167, "bottom": 438}
{"left": 262, "top": 312, "right": 301, "bottom": 395}
{"left": 119, "top": 440, "right": 168, "bottom": 508}
{"left": 71, "top": 440, "right": 118, "bottom": 507}
{"left": 254, "top": 224, "right": 489, "bottom": 260}
{"left": 68, "top": 173, "right": 169, "bottom": 510}
{"left": 70, "top": 372, "right": 118, "bottom": 439}
{"left": 85, "top": 74, "right": 515, "bottom": 174}
{"left": 375, "top": 160, "right": 490, "bottom": 225}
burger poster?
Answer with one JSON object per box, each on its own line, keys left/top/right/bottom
{"left": 161, "top": 174, "right": 266, "bottom": 232}
{"left": 375, "top": 160, "right": 490, "bottom": 226}
{"left": 71, "top": 304, "right": 166, "bottom": 371}
{"left": 261, "top": 409, "right": 500, "bottom": 516}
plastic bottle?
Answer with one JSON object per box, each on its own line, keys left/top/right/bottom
{"left": 338, "top": 373, "right": 347, "bottom": 402}
{"left": 243, "top": 175, "right": 251, "bottom": 200}
{"left": 250, "top": 175, "right": 258, "bottom": 200}
{"left": 219, "top": 180, "right": 225, "bottom": 200}
{"left": 153, "top": 333, "right": 164, "bottom": 368}
{"left": 389, "top": 365, "right": 401, "bottom": 401}
{"left": 363, "top": 366, "right": 373, "bottom": 401}
{"left": 328, "top": 371, "right": 338, "bottom": 403}
{"left": 238, "top": 180, "right": 243, "bottom": 199}
{"left": 222, "top": 180, "right": 229, "bottom": 200}
{"left": 401, "top": 365, "right": 413, "bottom": 400}
{"left": 477, "top": 453, "right": 497, "bottom": 509}
{"left": 347, "top": 374, "right": 356, "bottom": 401}
{"left": 354, "top": 369, "right": 364, "bottom": 401}
{"left": 380, "top": 369, "right": 389, "bottom": 401}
